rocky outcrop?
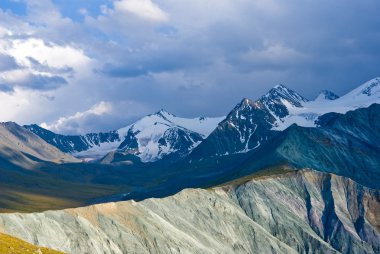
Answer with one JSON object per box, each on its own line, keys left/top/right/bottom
{"left": 0, "top": 170, "right": 378, "bottom": 254}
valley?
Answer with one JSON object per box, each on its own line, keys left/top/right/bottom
{"left": 0, "top": 78, "right": 379, "bottom": 253}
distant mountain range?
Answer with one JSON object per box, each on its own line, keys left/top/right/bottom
{"left": 23, "top": 77, "right": 380, "bottom": 165}
{"left": 0, "top": 78, "right": 379, "bottom": 254}
{"left": 25, "top": 110, "right": 224, "bottom": 163}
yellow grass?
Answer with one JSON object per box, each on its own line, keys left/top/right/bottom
{"left": 0, "top": 233, "right": 65, "bottom": 254}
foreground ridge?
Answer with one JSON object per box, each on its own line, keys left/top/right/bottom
{"left": 0, "top": 170, "right": 378, "bottom": 254}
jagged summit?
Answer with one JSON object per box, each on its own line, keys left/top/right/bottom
{"left": 315, "top": 90, "right": 339, "bottom": 101}
{"left": 235, "top": 98, "right": 255, "bottom": 108}
{"left": 155, "top": 109, "right": 175, "bottom": 118}
{"left": 261, "top": 84, "right": 308, "bottom": 108}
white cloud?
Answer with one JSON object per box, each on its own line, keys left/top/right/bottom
{"left": 114, "top": 0, "right": 169, "bottom": 22}
{"left": 41, "top": 101, "right": 113, "bottom": 134}
{"left": 0, "top": 37, "right": 94, "bottom": 91}
{"left": 0, "top": 88, "right": 33, "bottom": 120}
{"left": 5, "top": 38, "right": 91, "bottom": 71}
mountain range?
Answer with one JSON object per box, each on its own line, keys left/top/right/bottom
{"left": 0, "top": 77, "right": 379, "bottom": 253}
{"left": 24, "top": 77, "right": 380, "bottom": 164}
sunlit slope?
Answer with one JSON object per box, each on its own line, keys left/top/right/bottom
{"left": 0, "top": 170, "right": 378, "bottom": 254}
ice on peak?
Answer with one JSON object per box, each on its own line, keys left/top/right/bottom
{"left": 155, "top": 109, "right": 175, "bottom": 117}
{"left": 115, "top": 110, "right": 225, "bottom": 162}
{"left": 262, "top": 84, "right": 308, "bottom": 108}
{"left": 357, "top": 77, "right": 380, "bottom": 96}
{"left": 340, "top": 77, "right": 380, "bottom": 100}
{"left": 272, "top": 77, "right": 380, "bottom": 131}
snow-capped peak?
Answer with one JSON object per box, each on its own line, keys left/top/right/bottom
{"left": 114, "top": 110, "right": 225, "bottom": 162}
{"left": 263, "top": 84, "right": 308, "bottom": 107}
{"left": 155, "top": 109, "right": 175, "bottom": 118}
{"left": 314, "top": 90, "right": 339, "bottom": 101}
{"left": 272, "top": 77, "right": 380, "bottom": 131}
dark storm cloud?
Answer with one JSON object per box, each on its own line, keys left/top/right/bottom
{"left": 2, "top": 74, "right": 68, "bottom": 92}
{"left": 96, "top": 0, "right": 380, "bottom": 105}
{"left": 25, "top": 74, "right": 68, "bottom": 90}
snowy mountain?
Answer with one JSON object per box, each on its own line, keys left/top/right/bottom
{"left": 27, "top": 110, "right": 224, "bottom": 162}
{"left": 273, "top": 77, "right": 380, "bottom": 130}
{"left": 103, "top": 110, "right": 224, "bottom": 163}
{"left": 24, "top": 124, "right": 120, "bottom": 155}
{"left": 26, "top": 77, "right": 380, "bottom": 161}
{"left": 190, "top": 85, "right": 308, "bottom": 157}
{"left": 190, "top": 77, "right": 380, "bottom": 158}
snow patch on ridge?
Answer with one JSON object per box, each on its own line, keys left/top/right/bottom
{"left": 272, "top": 77, "right": 380, "bottom": 130}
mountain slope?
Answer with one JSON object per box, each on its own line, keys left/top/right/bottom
{"left": 0, "top": 122, "right": 79, "bottom": 168}
{"left": 236, "top": 103, "right": 380, "bottom": 189}
{"left": 190, "top": 85, "right": 307, "bottom": 158}
{"left": 0, "top": 170, "right": 378, "bottom": 254}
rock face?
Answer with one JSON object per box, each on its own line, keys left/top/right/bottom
{"left": 0, "top": 170, "right": 378, "bottom": 254}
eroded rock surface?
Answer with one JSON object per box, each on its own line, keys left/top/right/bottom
{"left": 0, "top": 170, "right": 378, "bottom": 254}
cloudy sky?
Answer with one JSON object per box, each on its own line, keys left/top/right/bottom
{"left": 0, "top": 0, "right": 379, "bottom": 134}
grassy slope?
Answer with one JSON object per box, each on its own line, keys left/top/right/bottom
{"left": 0, "top": 233, "right": 65, "bottom": 254}
{"left": 0, "top": 164, "right": 126, "bottom": 213}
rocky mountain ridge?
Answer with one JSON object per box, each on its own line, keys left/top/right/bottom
{"left": 0, "top": 170, "right": 378, "bottom": 254}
